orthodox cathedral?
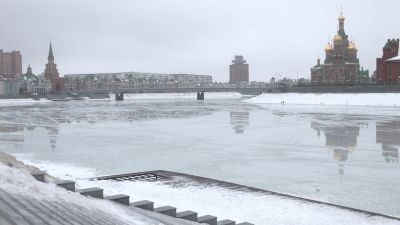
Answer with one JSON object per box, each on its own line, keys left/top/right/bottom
{"left": 310, "top": 11, "right": 369, "bottom": 85}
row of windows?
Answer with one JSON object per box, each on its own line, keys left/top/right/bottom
{"left": 388, "top": 64, "right": 400, "bottom": 68}
{"left": 388, "top": 71, "right": 400, "bottom": 76}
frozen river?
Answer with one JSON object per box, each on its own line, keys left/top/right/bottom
{"left": 0, "top": 96, "right": 399, "bottom": 218}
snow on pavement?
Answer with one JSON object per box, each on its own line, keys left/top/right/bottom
{"left": 0, "top": 152, "right": 187, "bottom": 225}
{"left": 13, "top": 154, "right": 400, "bottom": 225}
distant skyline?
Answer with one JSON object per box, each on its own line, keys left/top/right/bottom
{"left": 1, "top": 0, "right": 400, "bottom": 82}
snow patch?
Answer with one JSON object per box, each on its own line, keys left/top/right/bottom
{"left": 245, "top": 93, "right": 400, "bottom": 106}
{"left": 13, "top": 154, "right": 400, "bottom": 225}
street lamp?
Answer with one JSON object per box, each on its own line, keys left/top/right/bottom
{"left": 295, "top": 70, "right": 301, "bottom": 86}
{"left": 275, "top": 72, "right": 282, "bottom": 82}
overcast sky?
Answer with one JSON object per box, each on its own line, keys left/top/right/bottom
{"left": 1, "top": 0, "right": 400, "bottom": 82}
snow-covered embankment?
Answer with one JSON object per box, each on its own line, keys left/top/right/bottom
{"left": 245, "top": 93, "right": 400, "bottom": 106}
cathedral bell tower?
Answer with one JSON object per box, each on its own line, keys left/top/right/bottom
{"left": 44, "top": 42, "right": 59, "bottom": 79}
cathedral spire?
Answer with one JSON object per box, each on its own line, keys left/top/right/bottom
{"left": 49, "top": 42, "right": 54, "bottom": 58}
{"left": 44, "top": 41, "right": 59, "bottom": 79}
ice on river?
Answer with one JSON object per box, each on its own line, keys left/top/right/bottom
{"left": 1, "top": 96, "right": 400, "bottom": 223}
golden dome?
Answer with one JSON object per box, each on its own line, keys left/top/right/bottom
{"left": 338, "top": 12, "right": 345, "bottom": 22}
{"left": 334, "top": 154, "right": 343, "bottom": 161}
{"left": 334, "top": 34, "right": 342, "bottom": 42}
{"left": 348, "top": 42, "right": 356, "bottom": 51}
{"left": 354, "top": 43, "right": 358, "bottom": 51}
{"left": 325, "top": 42, "right": 333, "bottom": 52}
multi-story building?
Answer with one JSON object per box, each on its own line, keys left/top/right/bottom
{"left": 43, "top": 43, "right": 64, "bottom": 92}
{"left": 0, "top": 74, "right": 19, "bottom": 95}
{"left": 229, "top": 55, "right": 249, "bottom": 84}
{"left": 383, "top": 56, "right": 400, "bottom": 85}
{"left": 19, "top": 65, "right": 52, "bottom": 95}
{"left": 0, "top": 50, "right": 22, "bottom": 76}
{"left": 0, "top": 77, "right": 3, "bottom": 95}
{"left": 310, "top": 11, "right": 368, "bottom": 86}
{"left": 376, "top": 39, "right": 400, "bottom": 84}
{"left": 64, "top": 72, "right": 213, "bottom": 91}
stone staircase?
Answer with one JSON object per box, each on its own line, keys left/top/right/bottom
{"left": 0, "top": 188, "right": 130, "bottom": 225}
{"left": 27, "top": 171, "right": 254, "bottom": 225}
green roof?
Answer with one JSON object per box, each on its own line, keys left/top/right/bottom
{"left": 338, "top": 28, "right": 346, "bottom": 38}
{"left": 359, "top": 69, "right": 369, "bottom": 76}
{"left": 383, "top": 42, "right": 391, "bottom": 49}
{"left": 391, "top": 38, "right": 397, "bottom": 43}
{"left": 23, "top": 73, "right": 37, "bottom": 79}
{"left": 317, "top": 70, "right": 323, "bottom": 75}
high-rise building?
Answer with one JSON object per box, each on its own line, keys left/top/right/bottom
{"left": 0, "top": 49, "right": 22, "bottom": 76}
{"left": 310, "top": 10, "right": 369, "bottom": 86}
{"left": 43, "top": 42, "right": 64, "bottom": 91}
{"left": 376, "top": 39, "right": 399, "bottom": 84}
{"left": 229, "top": 55, "right": 249, "bottom": 84}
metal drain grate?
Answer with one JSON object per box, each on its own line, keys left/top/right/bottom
{"left": 94, "top": 173, "right": 165, "bottom": 182}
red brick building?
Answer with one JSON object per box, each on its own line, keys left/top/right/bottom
{"left": 384, "top": 56, "right": 400, "bottom": 85}
{"left": 229, "top": 55, "right": 249, "bottom": 84}
{"left": 43, "top": 42, "right": 64, "bottom": 91}
{"left": 376, "top": 39, "right": 399, "bottom": 84}
{"left": 0, "top": 50, "right": 22, "bottom": 76}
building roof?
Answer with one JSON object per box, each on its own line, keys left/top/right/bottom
{"left": 23, "top": 74, "right": 37, "bottom": 80}
{"left": 359, "top": 69, "right": 369, "bottom": 76}
{"left": 383, "top": 42, "right": 391, "bottom": 49}
{"left": 0, "top": 74, "right": 15, "bottom": 79}
{"left": 312, "top": 64, "right": 321, "bottom": 69}
{"left": 386, "top": 55, "right": 400, "bottom": 62}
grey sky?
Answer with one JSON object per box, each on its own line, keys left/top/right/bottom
{"left": 1, "top": 0, "right": 399, "bottom": 82}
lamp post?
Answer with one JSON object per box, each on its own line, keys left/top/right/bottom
{"left": 275, "top": 72, "right": 282, "bottom": 82}
{"left": 295, "top": 70, "right": 301, "bottom": 86}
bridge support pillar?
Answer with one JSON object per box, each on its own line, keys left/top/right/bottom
{"left": 197, "top": 92, "right": 204, "bottom": 100}
{"left": 116, "top": 93, "right": 124, "bottom": 101}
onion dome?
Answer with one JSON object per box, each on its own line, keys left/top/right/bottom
{"left": 325, "top": 42, "right": 333, "bottom": 52}
{"left": 334, "top": 34, "right": 342, "bottom": 42}
{"left": 338, "top": 12, "right": 345, "bottom": 22}
{"left": 354, "top": 43, "right": 358, "bottom": 51}
{"left": 348, "top": 42, "right": 356, "bottom": 51}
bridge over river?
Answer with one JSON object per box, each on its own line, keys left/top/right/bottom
{"left": 47, "top": 87, "right": 268, "bottom": 100}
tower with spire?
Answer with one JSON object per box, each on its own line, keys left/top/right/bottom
{"left": 310, "top": 9, "right": 369, "bottom": 86}
{"left": 43, "top": 42, "right": 65, "bottom": 91}
{"left": 44, "top": 42, "right": 59, "bottom": 79}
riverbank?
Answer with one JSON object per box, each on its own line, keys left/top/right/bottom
{"left": 10, "top": 153, "right": 400, "bottom": 225}
{"left": 0, "top": 151, "right": 199, "bottom": 225}
{"left": 245, "top": 93, "right": 400, "bottom": 106}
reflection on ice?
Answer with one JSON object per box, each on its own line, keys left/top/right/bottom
{"left": 230, "top": 111, "right": 249, "bottom": 134}
{"left": 1, "top": 100, "right": 400, "bottom": 217}
{"left": 311, "top": 119, "right": 361, "bottom": 175}
{"left": 377, "top": 121, "right": 400, "bottom": 163}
